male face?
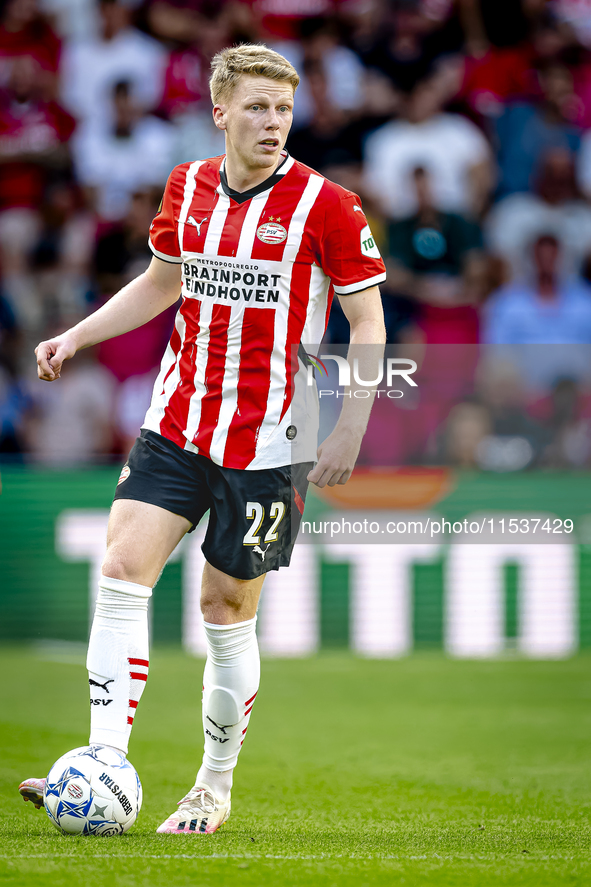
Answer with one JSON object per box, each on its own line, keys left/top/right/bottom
{"left": 534, "top": 236, "right": 560, "bottom": 276}
{"left": 213, "top": 75, "right": 294, "bottom": 174}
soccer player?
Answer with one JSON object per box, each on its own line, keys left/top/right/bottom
{"left": 19, "top": 44, "right": 386, "bottom": 834}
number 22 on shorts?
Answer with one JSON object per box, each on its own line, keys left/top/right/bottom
{"left": 243, "top": 501, "right": 286, "bottom": 545}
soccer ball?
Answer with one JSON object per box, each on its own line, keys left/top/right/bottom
{"left": 44, "top": 745, "right": 142, "bottom": 836}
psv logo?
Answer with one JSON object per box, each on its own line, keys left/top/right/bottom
{"left": 257, "top": 221, "right": 287, "bottom": 245}
{"left": 117, "top": 465, "right": 130, "bottom": 485}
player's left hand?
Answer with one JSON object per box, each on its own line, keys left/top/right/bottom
{"left": 307, "top": 428, "right": 362, "bottom": 488}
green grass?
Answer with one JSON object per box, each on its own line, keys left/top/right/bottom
{"left": 1, "top": 647, "right": 591, "bottom": 886}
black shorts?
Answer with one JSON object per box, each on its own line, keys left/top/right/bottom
{"left": 113, "top": 429, "right": 312, "bottom": 580}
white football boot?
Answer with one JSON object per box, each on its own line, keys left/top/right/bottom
{"left": 18, "top": 778, "right": 46, "bottom": 809}
{"left": 156, "top": 784, "right": 231, "bottom": 834}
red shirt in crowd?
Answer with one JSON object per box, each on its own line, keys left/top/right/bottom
{"left": 0, "top": 19, "right": 61, "bottom": 77}
{"left": 0, "top": 94, "right": 75, "bottom": 209}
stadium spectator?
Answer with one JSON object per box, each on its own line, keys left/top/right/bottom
{"left": 272, "top": 17, "right": 366, "bottom": 127}
{"left": 494, "top": 60, "right": 582, "bottom": 197}
{"left": 93, "top": 189, "right": 177, "bottom": 383}
{"left": 172, "top": 105, "right": 226, "bottom": 166}
{"left": 145, "top": 0, "right": 214, "bottom": 45}
{"left": 531, "top": 377, "right": 591, "bottom": 468}
{"left": 384, "top": 166, "right": 486, "bottom": 344}
{"left": 0, "top": 289, "right": 29, "bottom": 458}
{"left": 251, "top": 0, "right": 338, "bottom": 42}
{"left": 574, "top": 116, "right": 591, "bottom": 200}
{"left": 360, "top": 0, "right": 462, "bottom": 95}
{"left": 71, "top": 80, "right": 175, "bottom": 221}
{"left": 458, "top": 43, "right": 537, "bottom": 120}
{"left": 558, "top": 38, "right": 591, "bottom": 130}
{"left": 553, "top": 0, "right": 591, "bottom": 48}
{"left": 359, "top": 340, "right": 481, "bottom": 466}
{"left": 0, "top": 0, "right": 61, "bottom": 97}
{"left": 435, "top": 358, "right": 550, "bottom": 473}
{"left": 146, "top": 0, "right": 256, "bottom": 51}
{"left": 487, "top": 148, "right": 591, "bottom": 280}
{"left": 440, "top": 400, "right": 491, "bottom": 468}
{"left": 60, "top": 0, "right": 167, "bottom": 125}
{"left": 37, "top": 0, "right": 100, "bottom": 41}
{"left": 483, "top": 234, "right": 591, "bottom": 388}
{"left": 458, "top": 0, "right": 535, "bottom": 56}
{"left": 0, "top": 54, "right": 75, "bottom": 329}
{"left": 0, "top": 365, "right": 30, "bottom": 457}
{"left": 157, "top": 36, "right": 210, "bottom": 120}
{"left": 360, "top": 165, "right": 487, "bottom": 467}
{"left": 483, "top": 234, "right": 591, "bottom": 345}
{"left": 286, "top": 57, "right": 367, "bottom": 181}
{"left": 27, "top": 179, "right": 96, "bottom": 325}
{"left": 154, "top": 5, "right": 236, "bottom": 164}
{"left": 388, "top": 166, "right": 483, "bottom": 280}
{"left": 470, "top": 357, "right": 549, "bottom": 470}
{"left": 363, "top": 75, "right": 493, "bottom": 220}
{"left": 23, "top": 342, "right": 116, "bottom": 464}
{"left": 114, "top": 367, "right": 158, "bottom": 454}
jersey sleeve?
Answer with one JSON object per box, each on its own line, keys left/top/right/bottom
{"left": 148, "top": 164, "right": 188, "bottom": 264}
{"left": 318, "top": 190, "right": 387, "bottom": 295}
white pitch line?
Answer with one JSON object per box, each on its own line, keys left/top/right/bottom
{"left": 4, "top": 854, "right": 331, "bottom": 861}
{"left": 0, "top": 853, "right": 584, "bottom": 862}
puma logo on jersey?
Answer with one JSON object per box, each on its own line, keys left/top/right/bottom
{"left": 187, "top": 216, "right": 208, "bottom": 236}
{"left": 253, "top": 544, "right": 271, "bottom": 561}
{"left": 353, "top": 205, "right": 363, "bottom": 212}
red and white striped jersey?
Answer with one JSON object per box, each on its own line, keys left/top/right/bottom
{"left": 143, "top": 151, "right": 386, "bottom": 469}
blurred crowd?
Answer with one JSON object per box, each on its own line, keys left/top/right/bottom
{"left": 3, "top": 0, "right": 591, "bottom": 468}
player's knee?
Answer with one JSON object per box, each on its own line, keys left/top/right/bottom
{"left": 201, "top": 581, "right": 254, "bottom": 622}
{"left": 101, "top": 554, "right": 142, "bottom": 584}
{"left": 200, "top": 591, "right": 243, "bottom": 620}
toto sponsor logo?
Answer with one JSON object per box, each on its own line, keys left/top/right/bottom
{"left": 67, "top": 782, "right": 84, "bottom": 800}
{"left": 256, "top": 222, "right": 287, "bottom": 245}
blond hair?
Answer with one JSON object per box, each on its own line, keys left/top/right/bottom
{"left": 210, "top": 44, "right": 300, "bottom": 105}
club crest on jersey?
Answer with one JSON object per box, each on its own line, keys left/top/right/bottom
{"left": 257, "top": 221, "right": 288, "bottom": 245}
{"left": 117, "top": 465, "right": 130, "bottom": 485}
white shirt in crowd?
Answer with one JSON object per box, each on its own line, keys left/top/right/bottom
{"left": 363, "top": 112, "right": 491, "bottom": 219}
{"left": 72, "top": 115, "right": 175, "bottom": 220}
{"left": 553, "top": 0, "right": 591, "bottom": 47}
{"left": 60, "top": 27, "right": 168, "bottom": 124}
{"left": 39, "top": 0, "right": 100, "bottom": 41}
{"left": 486, "top": 193, "right": 591, "bottom": 280}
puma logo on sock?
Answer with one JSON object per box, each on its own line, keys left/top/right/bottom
{"left": 206, "top": 716, "right": 231, "bottom": 735}
{"left": 89, "top": 678, "right": 114, "bottom": 693}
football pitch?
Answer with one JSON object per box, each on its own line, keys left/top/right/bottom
{"left": 1, "top": 648, "right": 591, "bottom": 886}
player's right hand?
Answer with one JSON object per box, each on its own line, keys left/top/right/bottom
{"left": 35, "top": 334, "right": 78, "bottom": 381}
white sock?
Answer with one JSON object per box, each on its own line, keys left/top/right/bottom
{"left": 197, "top": 617, "right": 260, "bottom": 800}
{"left": 87, "top": 576, "right": 152, "bottom": 754}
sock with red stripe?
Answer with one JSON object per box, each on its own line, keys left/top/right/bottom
{"left": 197, "top": 617, "right": 260, "bottom": 800}
{"left": 86, "top": 576, "right": 152, "bottom": 754}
